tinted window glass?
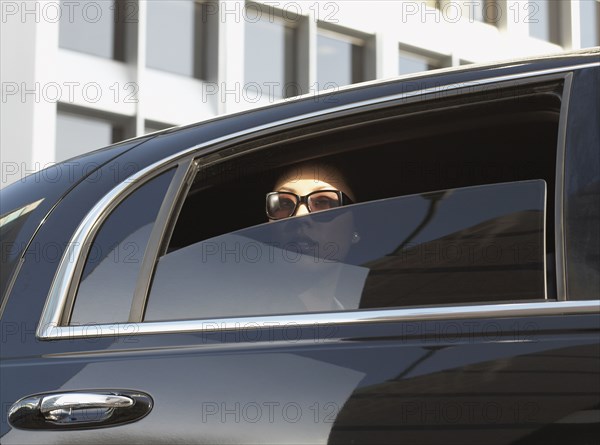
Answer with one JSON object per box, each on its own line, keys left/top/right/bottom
{"left": 145, "top": 180, "right": 546, "bottom": 321}
{"left": 70, "top": 169, "right": 175, "bottom": 324}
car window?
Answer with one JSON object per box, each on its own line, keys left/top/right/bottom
{"left": 144, "top": 180, "right": 546, "bottom": 321}
{"left": 144, "top": 81, "right": 563, "bottom": 323}
{"left": 61, "top": 79, "right": 564, "bottom": 328}
{"left": 69, "top": 169, "right": 176, "bottom": 325}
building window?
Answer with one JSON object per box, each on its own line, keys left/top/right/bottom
{"left": 580, "top": 0, "right": 600, "bottom": 48}
{"left": 317, "top": 29, "right": 365, "bottom": 88}
{"left": 146, "top": 1, "right": 217, "bottom": 80}
{"left": 244, "top": 5, "right": 297, "bottom": 99}
{"left": 528, "top": 0, "right": 561, "bottom": 44}
{"left": 59, "top": 0, "right": 125, "bottom": 60}
{"left": 399, "top": 47, "right": 447, "bottom": 75}
{"left": 55, "top": 111, "right": 124, "bottom": 162}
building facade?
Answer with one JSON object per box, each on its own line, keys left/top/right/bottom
{"left": 1, "top": 0, "right": 599, "bottom": 188}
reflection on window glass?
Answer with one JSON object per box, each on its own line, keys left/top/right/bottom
{"left": 55, "top": 112, "right": 114, "bottom": 162}
{"left": 245, "top": 17, "right": 295, "bottom": 98}
{"left": 59, "top": 0, "right": 116, "bottom": 59}
{"left": 70, "top": 169, "right": 175, "bottom": 325}
{"left": 0, "top": 199, "right": 44, "bottom": 302}
{"left": 580, "top": 0, "right": 600, "bottom": 48}
{"left": 317, "top": 33, "right": 363, "bottom": 88}
{"left": 145, "top": 180, "right": 546, "bottom": 322}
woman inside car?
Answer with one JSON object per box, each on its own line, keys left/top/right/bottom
{"left": 263, "top": 161, "right": 366, "bottom": 312}
{"left": 266, "top": 162, "right": 355, "bottom": 221}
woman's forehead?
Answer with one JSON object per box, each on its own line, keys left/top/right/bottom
{"left": 277, "top": 178, "right": 338, "bottom": 194}
{"left": 274, "top": 164, "right": 349, "bottom": 193}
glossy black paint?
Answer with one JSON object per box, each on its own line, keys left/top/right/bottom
{"left": 1, "top": 51, "right": 599, "bottom": 444}
{"left": 564, "top": 67, "right": 600, "bottom": 299}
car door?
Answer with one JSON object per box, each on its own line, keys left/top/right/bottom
{"left": 2, "top": 63, "right": 599, "bottom": 445}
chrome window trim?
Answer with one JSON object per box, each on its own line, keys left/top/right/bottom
{"left": 36, "top": 61, "right": 600, "bottom": 340}
{"left": 554, "top": 72, "right": 573, "bottom": 300}
{"left": 128, "top": 160, "right": 198, "bottom": 323}
{"left": 38, "top": 300, "right": 600, "bottom": 340}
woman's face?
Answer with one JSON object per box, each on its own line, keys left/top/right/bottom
{"left": 271, "top": 164, "right": 353, "bottom": 218}
{"left": 269, "top": 164, "right": 355, "bottom": 262}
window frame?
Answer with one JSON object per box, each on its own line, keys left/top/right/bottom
{"left": 37, "top": 64, "right": 598, "bottom": 340}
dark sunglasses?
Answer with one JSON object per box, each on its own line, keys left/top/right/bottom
{"left": 266, "top": 190, "right": 352, "bottom": 220}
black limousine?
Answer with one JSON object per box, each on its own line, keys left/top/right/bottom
{"left": 1, "top": 48, "right": 599, "bottom": 444}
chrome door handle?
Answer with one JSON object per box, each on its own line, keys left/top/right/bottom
{"left": 40, "top": 393, "right": 134, "bottom": 422}
{"left": 8, "top": 390, "right": 153, "bottom": 430}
